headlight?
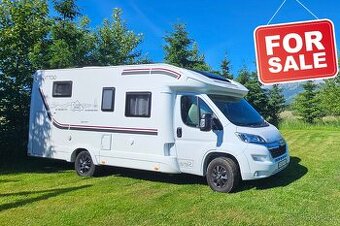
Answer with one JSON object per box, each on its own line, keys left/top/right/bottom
{"left": 235, "top": 132, "right": 266, "bottom": 144}
{"left": 251, "top": 154, "right": 269, "bottom": 162}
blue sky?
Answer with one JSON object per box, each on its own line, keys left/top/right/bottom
{"left": 73, "top": 0, "right": 339, "bottom": 75}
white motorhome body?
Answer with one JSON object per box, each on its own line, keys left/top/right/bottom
{"left": 28, "top": 63, "right": 290, "bottom": 192}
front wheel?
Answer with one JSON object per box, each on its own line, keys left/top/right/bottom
{"left": 75, "top": 151, "right": 96, "bottom": 177}
{"left": 206, "top": 157, "right": 240, "bottom": 193}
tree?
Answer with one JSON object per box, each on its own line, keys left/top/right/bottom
{"left": 318, "top": 59, "right": 340, "bottom": 115}
{"left": 220, "top": 54, "right": 233, "bottom": 79}
{"left": 164, "top": 23, "right": 210, "bottom": 71}
{"left": 0, "top": 0, "right": 49, "bottom": 158}
{"left": 267, "top": 85, "right": 285, "bottom": 127}
{"left": 93, "top": 8, "right": 143, "bottom": 66}
{"left": 48, "top": 0, "right": 95, "bottom": 68}
{"left": 293, "top": 81, "right": 323, "bottom": 123}
{"left": 318, "top": 76, "right": 340, "bottom": 116}
{"left": 236, "top": 68, "right": 269, "bottom": 118}
{"left": 190, "top": 42, "right": 210, "bottom": 71}
{"left": 236, "top": 66, "right": 250, "bottom": 85}
{"left": 245, "top": 76, "right": 270, "bottom": 119}
{"left": 53, "top": 0, "right": 80, "bottom": 21}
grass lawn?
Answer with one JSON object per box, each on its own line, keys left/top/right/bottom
{"left": 0, "top": 129, "right": 339, "bottom": 225}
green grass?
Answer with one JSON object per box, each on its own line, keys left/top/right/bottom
{"left": 1, "top": 129, "right": 340, "bottom": 225}
{"left": 279, "top": 118, "right": 340, "bottom": 130}
{"left": 279, "top": 111, "right": 340, "bottom": 130}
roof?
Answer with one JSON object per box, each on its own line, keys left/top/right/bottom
{"left": 37, "top": 63, "right": 248, "bottom": 98}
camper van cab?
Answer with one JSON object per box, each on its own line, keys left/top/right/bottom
{"left": 28, "top": 64, "right": 290, "bottom": 192}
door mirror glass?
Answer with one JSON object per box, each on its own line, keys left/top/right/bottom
{"left": 200, "top": 113, "right": 212, "bottom": 131}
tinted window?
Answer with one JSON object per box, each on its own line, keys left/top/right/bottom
{"left": 125, "top": 92, "right": 151, "bottom": 117}
{"left": 52, "top": 81, "right": 72, "bottom": 97}
{"left": 101, "top": 88, "right": 115, "bottom": 111}
{"left": 209, "top": 95, "right": 267, "bottom": 127}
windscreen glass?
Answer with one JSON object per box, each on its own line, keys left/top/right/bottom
{"left": 209, "top": 95, "right": 268, "bottom": 127}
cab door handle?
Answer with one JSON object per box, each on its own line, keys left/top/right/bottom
{"left": 177, "top": 127, "right": 182, "bottom": 138}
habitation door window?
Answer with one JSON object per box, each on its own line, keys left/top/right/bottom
{"left": 101, "top": 88, "right": 115, "bottom": 112}
{"left": 52, "top": 81, "right": 72, "bottom": 97}
{"left": 125, "top": 92, "right": 151, "bottom": 117}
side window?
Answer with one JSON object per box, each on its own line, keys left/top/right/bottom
{"left": 181, "top": 95, "right": 223, "bottom": 130}
{"left": 52, "top": 81, "right": 72, "bottom": 97}
{"left": 125, "top": 92, "right": 151, "bottom": 117}
{"left": 181, "top": 95, "right": 199, "bottom": 127}
{"left": 101, "top": 87, "right": 115, "bottom": 112}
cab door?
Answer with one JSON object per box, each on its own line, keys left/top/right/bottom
{"left": 174, "top": 93, "right": 223, "bottom": 175}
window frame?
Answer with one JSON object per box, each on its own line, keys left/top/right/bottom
{"left": 101, "top": 87, "right": 116, "bottom": 112}
{"left": 125, "top": 92, "right": 152, "bottom": 118}
{"left": 52, "top": 81, "right": 73, "bottom": 98}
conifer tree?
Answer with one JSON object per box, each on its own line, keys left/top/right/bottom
{"left": 267, "top": 85, "right": 285, "bottom": 127}
{"left": 93, "top": 8, "right": 144, "bottom": 66}
{"left": 293, "top": 81, "right": 323, "bottom": 123}
{"left": 164, "top": 23, "right": 210, "bottom": 71}
{"left": 220, "top": 54, "right": 233, "bottom": 79}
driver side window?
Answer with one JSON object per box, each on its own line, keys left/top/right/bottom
{"left": 181, "top": 95, "right": 222, "bottom": 130}
{"left": 181, "top": 96, "right": 199, "bottom": 127}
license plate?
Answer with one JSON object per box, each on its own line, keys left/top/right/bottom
{"left": 278, "top": 159, "right": 288, "bottom": 169}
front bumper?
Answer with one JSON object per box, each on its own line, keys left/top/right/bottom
{"left": 241, "top": 142, "right": 290, "bottom": 180}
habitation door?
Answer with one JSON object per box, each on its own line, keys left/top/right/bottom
{"left": 174, "top": 94, "right": 223, "bottom": 175}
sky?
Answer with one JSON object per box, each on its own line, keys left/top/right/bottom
{"left": 72, "top": 0, "right": 339, "bottom": 75}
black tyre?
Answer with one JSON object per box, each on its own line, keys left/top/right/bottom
{"left": 75, "top": 150, "right": 96, "bottom": 177}
{"left": 206, "top": 157, "right": 240, "bottom": 193}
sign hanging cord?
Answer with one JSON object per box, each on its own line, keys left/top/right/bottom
{"left": 267, "top": 0, "right": 319, "bottom": 25}
{"left": 267, "top": 0, "right": 287, "bottom": 25}
{"left": 295, "top": 0, "right": 319, "bottom": 20}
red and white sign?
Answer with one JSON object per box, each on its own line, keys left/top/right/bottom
{"left": 254, "top": 19, "right": 338, "bottom": 85}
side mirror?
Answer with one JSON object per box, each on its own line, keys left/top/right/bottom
{"left": 200, "top": 113, "right": 212, "bottom": 131}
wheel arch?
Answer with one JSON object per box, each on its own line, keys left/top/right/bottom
{"left": 202, "top": 151, "right": 241, "bottom": 176}
{"left": 70, "top": 148, "right": 99, "bottom": 165}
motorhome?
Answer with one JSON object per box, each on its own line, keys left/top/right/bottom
{"left": 28, "top": 64, "right": 290, "bottom": 192}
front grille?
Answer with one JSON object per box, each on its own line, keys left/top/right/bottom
{"left": 269, "top": 144, "right": 286, "bottom": 158}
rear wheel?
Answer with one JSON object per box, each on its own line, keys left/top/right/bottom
{"left": 206, "top": 157, "right": 240, "bottom": 193}
{"left": 75, "top": 151, "right": 96, "bottom": 177}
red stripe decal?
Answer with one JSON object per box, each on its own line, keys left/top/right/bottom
{"left": 53, "top": 119, "right": 158, "bottom": 132}
{"left": 152, "top": 68, "right": 182, "bottom": 79}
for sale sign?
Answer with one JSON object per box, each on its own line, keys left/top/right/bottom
{"left": 254, "top": 19, "right": 338, "bottom": 85}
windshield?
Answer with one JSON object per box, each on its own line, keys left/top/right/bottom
{"left": 209, "top": 95, "right": 268, "bottom": 127}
